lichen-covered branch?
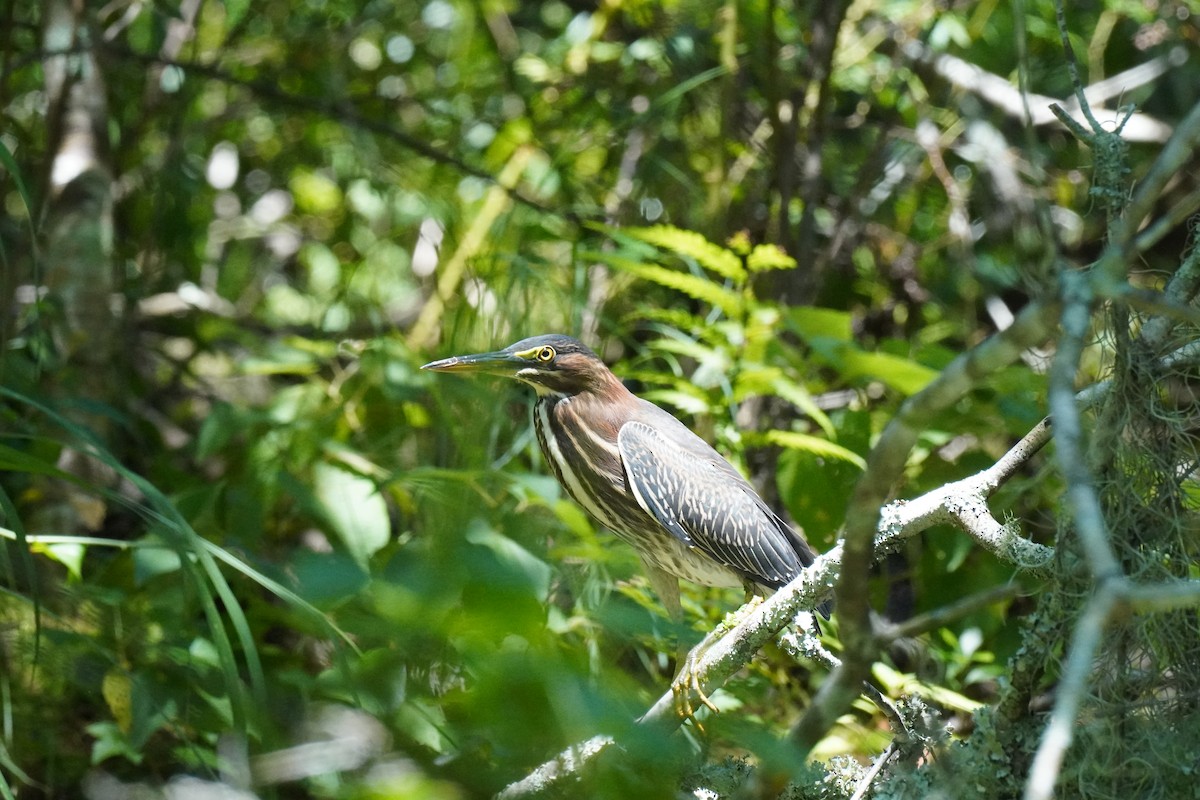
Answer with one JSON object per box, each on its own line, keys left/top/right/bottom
{"left": 494, "top": 735, "right": 616, "bottom": 800}
{"left": 499, "top": 325, "right": 1200, "bottom": 798}
{"left": 497, "top": 406, "right": 1060, "bottom": 798}
{"left": 1018, "top": 59, "right": 1200, "bottom": 800}
{"left": 802, "top": 296, "right": 1058, "bottom": 758}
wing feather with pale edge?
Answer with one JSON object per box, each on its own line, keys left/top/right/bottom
{"left": 618, "top": 419, "right": 811, "bottom": 590}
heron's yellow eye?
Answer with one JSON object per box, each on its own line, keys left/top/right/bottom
{"left": 537, "top": 346, "right": 556, "bottom": 362}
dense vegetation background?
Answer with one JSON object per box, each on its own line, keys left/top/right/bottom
{"left": 2, "top": 0, "right": 1199, "bottom": 797}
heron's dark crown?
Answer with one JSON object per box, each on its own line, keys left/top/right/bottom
{"left": 503, "top": 334, "right": 624, "bottom": 398}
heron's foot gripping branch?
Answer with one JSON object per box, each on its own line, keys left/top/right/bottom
{"left": 670, "top": 595, "right": 768, "bottom": 725}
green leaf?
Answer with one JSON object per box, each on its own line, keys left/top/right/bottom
{"left": 645, "top": 335, "right": 723, "bottom": 363}
{"left": 0, "top": 443, "right": 76, "bottom": 480}
{"left": 127, "top": 674, "right": 176, "bottom": 749}
{"left": 133, "top": 537, "right": 183, "bottom": 584}
{"left": 396, "top": 698, "right": 455, "bottom": 754}
{"left": 465, "top": 520, "right": 553, "bottom": 599}
{"left": 792, "top": 310, "right": 938, "bottom": 394}
{"left": 241, "top": 346, "right": 322, "bottom": 376}
{"left": 290, "top": 169, "right": 343, "bottom": 214}
{"left": 87, "top": 721, "right": 142, "bottom": 766}
{"left": 758, "top": 430, "right": 866, "bottom": 469}
{"left": 746, "top": 243, "right": 797, "bottom": 272}
{"left": 222, "top": 0, "right": 250, "bottom": 27}
{"left": 839, "top": 349, "right": 938, "bottom": 395}
{"left": 315, "top": 462, "right": 391, "bottom": 567}
{"left": 929, "top": 14, "right": 971, "bottom": 49}
{"left": 641, "top": 389, "right": 712, "bottom": 416}
{"left": 652, "top": 64, "right": 729, "bottom": 108}
{"left": 291, "top": 549, "right": 370, "bottom": 605}
{"left": 622, "top": 225, "right": 745, "bottom": 280}
{"left": 733, "top": 366, "right": 836, "bottom": 438}
{"left": 39, "top": 542, "right": 85, "bottom": 580}
{"left": 791, "top": 306, "right": 853, "bottom": 342}
{"left": 873, "top": 662, "right": 982, "bottom": 713}
{"left": 587, "top": 252, "right": 743, "bottom": 317}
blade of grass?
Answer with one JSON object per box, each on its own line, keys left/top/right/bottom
{"left": 0, "top": 486, "right": 40, "bottom": 662}
{"left": 0, "top": 389, "right": 261, "bottom": 731}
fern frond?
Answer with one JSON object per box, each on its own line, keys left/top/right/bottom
{"left": 759, "top": 430, "right": 866, "bottom": 469}
{"left": 586, "top": 252, "right": 743, "bottom": 317}
{"left": 747, "top": 243, "right": 796, "bottom": 272}
{"left": 623, "top": 225, "right": 745, "bottom": 281}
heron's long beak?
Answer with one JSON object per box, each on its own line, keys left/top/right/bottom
{"left": 420, "top": 349, "right": 523, "bottom": 377}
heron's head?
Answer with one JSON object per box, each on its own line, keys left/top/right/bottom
{"left": 422, "top": 334, "right": 617, "bottom": 398}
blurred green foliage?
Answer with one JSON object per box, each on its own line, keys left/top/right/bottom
{"left": 1, "top": 0, "right": 1197, "bottom": 796}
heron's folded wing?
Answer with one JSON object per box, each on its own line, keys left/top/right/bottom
{"left": 618, "top": 420, "right": 806, "bottom": 589}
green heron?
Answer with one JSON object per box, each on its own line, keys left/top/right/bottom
{"left": 422, "top": 334, "right": 829, "bottom": 635}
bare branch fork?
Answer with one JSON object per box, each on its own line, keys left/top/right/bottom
{"left": 788, "top": 292, "right": 1060, "bottom": 759}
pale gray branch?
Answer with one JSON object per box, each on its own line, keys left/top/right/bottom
{"left": 1021, "top": 91, "right": 1200, "bottom": 800}
{"left": 494, "top": 735, "right": 616, "bottom": 800}
{"left": 901, "top": 38, "right": 1181, "bottom": 143}
{"left": 499, "top": 330, "right": 1200, "bottom": 798}
{"left": 818, "top": 296, "right": 1058, "bottom": 756}
{"left": 498, "top": 408, "right": 1059, "bottom": 798}
{"left": 1049, "top": 273, "right": 1122, "bottom": 579}
{"left": 1023, "top": 576, "right": 1200, "bottom": 800}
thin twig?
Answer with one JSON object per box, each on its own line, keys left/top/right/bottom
{"left": 1100, "top": 98, "right": 1200, "bottom": 286}
{"left": 1134, "top": 184, "right": 1200, "bottom": 254}
{"left": 1052, "top": 0, "right": 1105, "bottom": 134}
{"left": 850, "top": 741, "right": 900, "bottom": 800}
{"left": 878, "top": 584, "right": 1026, "bottom": 643}
{"left": 776, "top": 619, "right": 910, "bottom": 741}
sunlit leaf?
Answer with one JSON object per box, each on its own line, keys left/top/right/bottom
{"left": 396, "top": 698, "right": 455, "bottom": 755}
{"left": 791, "top": 306, "right": 853, "bottom": 342}
{"left": 222, "top": 0, "right": 250, "bottom": 27}
{"left": 290, "top": 170, "right": 342, "bottom": 214}
{"left": 586, "top": 252, "right": 743, "bottom": 316}
{"left": 621, "top": 225, "right": 745, "bottom": 280}
{"left": 838, "top": 348, "right": 938, "bottom": 395}
{"left": 733, "top": 366, "right": 836, "bottom": 438}
{"left": 746, "top": 243, "right": 796, "bottom": 272}
{"left": 38, "top": 542, "right": 85, "bottom": 580}
{"left": 102, "top": 669, "right": 133, "bottom": 734}
{"left": 872, "top": 662, "right": 982, "bottom": 713}
{"left": 315, "top": 462, "right": 391, "bottom": 567}
{"left": 759, "top": 430, "right": 866, "bottom": 469}
{"left": 642, "top": 389, "right": 712, "bottom": 415}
